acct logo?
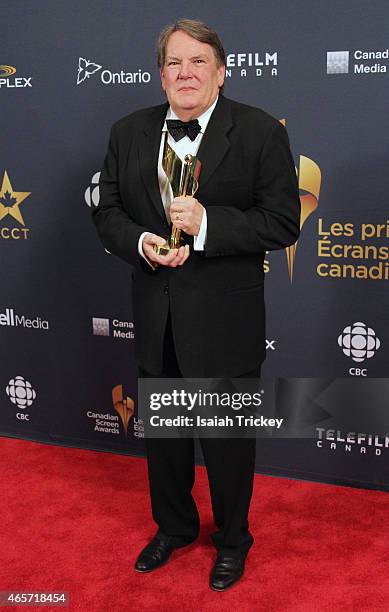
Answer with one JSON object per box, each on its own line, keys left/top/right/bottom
{"left": 226, "top": 51, "right": 278, "bottom": 78}
{"left": 0, "top": 307, "right": 49, "bottom": 331}
{"left": 338, "top": 322, "right": 381, "bottom": 377}
{"left": 327, "top": 49, "right": 388, "bottom": 75}
{"left": 77, "top": 57, "right": 151, "bottom": 86}
{"left": 92, "top": 317, "right": 134, "bottom": 339}
{"left": 0, "top": 170, "right": 31, "bottom": 240}
{"left": 0, "top": 65, "right": 33, "bottom": 88}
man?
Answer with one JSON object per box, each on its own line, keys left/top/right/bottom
{"left": 93, "top": 19, "right": 300, "bottom": 591}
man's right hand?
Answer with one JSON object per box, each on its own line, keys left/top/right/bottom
{"left": 142, "top": 233, "right": 190, "bottom": 268}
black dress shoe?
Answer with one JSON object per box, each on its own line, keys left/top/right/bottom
{"left": 135, "top": 536, "right": 176, "bottom": 573}
{"left": 210, "top": 553, "right": 245, "bottom": 591}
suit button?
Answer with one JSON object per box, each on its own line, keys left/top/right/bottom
{"left": 163, "top": 286, "right": 169, "bottom": 295}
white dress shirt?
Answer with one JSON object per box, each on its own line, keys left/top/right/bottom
{"left": 138, "top": 96, "right": 218, "bottom": 263}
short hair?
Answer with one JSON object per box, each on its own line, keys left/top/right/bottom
{"left": 157, "top": 19, "right": 226, "bottom": 69}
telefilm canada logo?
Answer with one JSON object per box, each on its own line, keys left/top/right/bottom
{"left": 225, "top": 51, "right": 278, "bottom": 78}
{"left": 0, "top": 170, "right": 31, "bottom": 240}
{"left": 6, "top": 376, "right": 36, "bottom": 422}
{"left": 316, "top": 428, "right": 389, "bottom": 457}
{"left": 92, "top": 317, "right": 134, "bottom": 340}
{"left": 0, "top": 65, "right": 33, "bottom": 88}
{"left": 327, "top": 49, "right": 388, "bottom": 75}
{"left": 338, "top": 322, "right": 381, "bottom": 376}
{"left": 76, "top": 57, "right": 151, "bottom": 86}
{"left": 0, "top": 307, "right": 50, "bottom": 331}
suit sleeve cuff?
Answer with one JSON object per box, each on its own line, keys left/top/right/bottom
{"left": 138, "top": 232, "right": 156, "bottom": 270}
{"left": 193, "top": 208, "right": 207, "bottom": 251}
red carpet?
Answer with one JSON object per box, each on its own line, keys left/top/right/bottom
{"left": 1, "top": 436, "right": 388, "bottom": 611}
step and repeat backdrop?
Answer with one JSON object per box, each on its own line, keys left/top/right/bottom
{"left": 1, "top": 1, "right": 388, "bottom": 489}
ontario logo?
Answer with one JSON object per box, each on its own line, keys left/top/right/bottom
{"left": 0, "top": 65, "right": 33, "bottom": 88}
{"left": 0, "top": 170, "right": 31, "bottom": 240}
{"left": 77, "top": 57, "right": 151, "bottom": 86}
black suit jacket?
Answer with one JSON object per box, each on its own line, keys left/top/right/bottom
{"left": 93, "top": 95, "right": 300, "bottom": 376}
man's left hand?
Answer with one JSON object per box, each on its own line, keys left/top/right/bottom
{"left": 170, "top": 196, "right": 204, "bottom": 237}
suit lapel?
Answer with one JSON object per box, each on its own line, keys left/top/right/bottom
{"left": 138, "top": 103, "right": 168, "bottom": 220}
{"left": 196, "top": 95, "right": 233, "bottom": 191}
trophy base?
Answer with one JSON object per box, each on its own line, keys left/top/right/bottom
{"left": 154, "top": 239, "right": 181, "bottom": 256}
{"left": 154, "top": 242, "right": 171, "bottom": 256}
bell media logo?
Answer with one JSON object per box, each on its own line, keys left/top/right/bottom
{"left": 0, "top": 65, "right": 33, "bottom": 88}
{"left": 6, "top": 376, "right": 36, "bottom": 408}
{"left": 76, "top": 57, "right": 151, "bottom": 86}
{"left": 0, "top": 170, "right": 31, "bottom": 240}
{"left": 327, "top": 51, "right": 349, "bottom": 74}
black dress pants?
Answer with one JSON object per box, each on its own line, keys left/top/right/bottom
{"left": 139, "top": 313, "right": 260, "bottom": 558}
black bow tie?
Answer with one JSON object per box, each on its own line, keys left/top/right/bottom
{"left": 166, "top": 119, "right": 201, "bottom": 142}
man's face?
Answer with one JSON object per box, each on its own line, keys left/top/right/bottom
{"left": 160, "top": 30, "right": 225, "bottom": 120}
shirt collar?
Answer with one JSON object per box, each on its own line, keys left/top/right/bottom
{"left": 163, "top": 95, "right": 219, "bottom": 133}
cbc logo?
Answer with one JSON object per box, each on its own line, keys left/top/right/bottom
{"left": 338, "top": 322, "right": 381, "bottom": 376}
{"left": 6, "top": 375, "right": 36, "bottom": 421}
{"left": 85, "top": 171, "right": 100, "bottom": 207}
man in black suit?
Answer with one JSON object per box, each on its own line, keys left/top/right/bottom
{"left": 93, "top": 19, "right": 300, "bottom": 590}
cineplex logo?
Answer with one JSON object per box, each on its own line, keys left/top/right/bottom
{"left": 0, "top": 170, "right": 31, "bottom": 240}
{"left": 92, "top": 317, "right": 134, "bottom": 339}
{"left": 226, "top": 51, "right": 278, "bottom": 78}
{"left": 85, "top": 171, "right": 100, "bottom": 207}
{"left": 0, "top": 65, "right": 33, "bottom": 88}
{"left": 0, "top": 307, "right": 50, "bottom": 331}
{"left": 327, "top": 49, "right": 388, "bottom": 75}
{"left": 338, "top": 322, "right": 381, "bottom": 376}
{"left": 77, "top": 57, "right": 151, "bottom": 86}
{"left": 6, "top": 376, "right": 36, "bottom": 422}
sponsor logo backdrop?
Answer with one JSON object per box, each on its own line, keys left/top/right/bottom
{"left": 1, "top": 0, "right": 388, "bottom": 489}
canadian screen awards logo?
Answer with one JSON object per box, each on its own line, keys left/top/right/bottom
{"left": 338, "top": 322, "right": 381, "bottom": 376}
{"left": 77, "top": 57, "right": 151, "bottom": 86}
{"left": 0, "top": 170, "right": 31, "bottom": 240}
{"left": 0, "top": 65, "right": 33, "bottom": 88}
{"left": 6, "top": 376, "right": 36, "bottom": 422}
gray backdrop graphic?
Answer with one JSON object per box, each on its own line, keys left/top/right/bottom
{"left": 1, "top": 0, "right": 388, "bottom": 490}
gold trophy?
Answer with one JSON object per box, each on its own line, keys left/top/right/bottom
{"left": 154, "top": 133, "right": 201, "bottom": 256}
